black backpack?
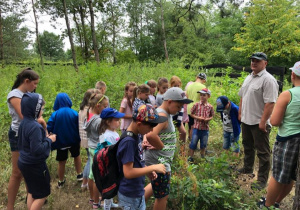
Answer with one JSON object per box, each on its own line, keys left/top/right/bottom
{"left": 92, "top": 131, "right": 136, "bottom": 199}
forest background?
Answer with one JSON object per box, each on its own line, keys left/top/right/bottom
{"left": 0, "top": 0, "right": 300, "bottom": 209}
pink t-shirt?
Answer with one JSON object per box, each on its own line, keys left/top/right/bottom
{"left": 120, "top": 98, "right": 133, "bottom": 130}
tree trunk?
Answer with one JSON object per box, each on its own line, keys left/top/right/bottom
{"left": 72, "top": 9, "right": 84, "bottom": 59}
{"left": 79, "top": 5, "right": 89, "bottom": 61}
{"left": 0, "top": 9, "right": 4, "bottom": 61}
{"left": 31, "top": 0, "right": 44, "bottom": 70}
{"left": 62, "top": 0, "right": 78, "bottom": 71}
{"left": 88, "top": 0, "right": 100, "bottom": 65}
{"left": 111, "top": 2, "right": 116, "bottom": 64}
{"left": 159, "top": 0, "right": 169, "bottom": 61}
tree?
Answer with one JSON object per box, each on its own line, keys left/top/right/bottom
{"left": 88, "top": 0, "right": 100, "bottom": 65}
{"left": 35, "top": 31, "right": 65, "bottom": 61}
{"left": 233, "top": 0, "right": 300, "bottom": 64}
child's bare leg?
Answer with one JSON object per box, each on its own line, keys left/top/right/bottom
{"left": 144, "top": 183, "right": 153, "bottom": 202}
{"left": 88, "top": 179, "right": 94, "bottom": 201}
{"left": 178, "top": 123, "right": 186, "bottom": 142}
{"left": 188, "top": 149, "right": 195, "bottom": 157}
{"left": 74, "top": 155, "right": 82, "bottom": 174}
{"left": 93, "top": 182, "right": 100, "bottom": 203}
{"left": 153, "top": 196, "right": 168, "bottom": 210}
{"left": 26, "top": 193, "right": 34, "bottom": 210}
{"left": 29, "top": 197, "right": 46, "bottom": 210}
{"left": 58, "top": 160, "right": 66, "bottom": 181}
{"left": 200, "top": 148, "right": 205, "bottom": 157}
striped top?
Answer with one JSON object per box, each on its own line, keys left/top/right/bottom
{"left": 145, "top": 108, "right": 176, "bottom": 172}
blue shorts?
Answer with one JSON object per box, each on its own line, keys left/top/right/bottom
{"left": 118, "top": 191, "right": 146, "bottom": 210}
{"left": 8, "top": 127, "right": 19, "bottom": 151}
{"left": 189, "top": 129, "right": 209, "bottom": 150}
{"left": 18, "top": 161, "right": 51, "bottom": 199}
{"left": 223, "top": 131, "right": 240, "bottom": 153}
{"left": 151, "top": 172, "right": 171, "bottom": 199}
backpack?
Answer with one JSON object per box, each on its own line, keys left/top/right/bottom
{"left": 92, "top": 131, "right": 136, "bottom": 199}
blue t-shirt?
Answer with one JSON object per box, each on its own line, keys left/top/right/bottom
{"left": 117, "top": 133, "right": 145, "bottom": 198}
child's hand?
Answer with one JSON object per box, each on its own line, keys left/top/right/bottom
{"left": 48, "top": 134, "right": 56, "bottom": 143}
{"left": 154, "top": 164, "right": 166, "bottom": 174}
{"left": 147, "top": 171, "right": 158, "bottom": 181}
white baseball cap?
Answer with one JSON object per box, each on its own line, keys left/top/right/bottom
{"left": 289, "top": 61, "right": 300, "bottom": 76}
{"left": 163, "top": 87, "right": 193, "bottom": 104}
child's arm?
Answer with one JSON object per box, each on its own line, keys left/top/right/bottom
{"left": 9, "top": 97, "right": 23, "bottom": 119}
{"left": 146, "top": 114, "right": 168, "bottom": 150}
{"left": 204, "top": 106, "right": 215, "bottom": 122}
{"left": 270, "top": 90, "right": 290, "bottom": 126}
{"left": 46, "top": 112, "right": 56, "bottom": 133}
{"left": 119, "top": 98, "right": 132, "bottom": 119}
{"left": 123, "top": 162, "right": 166, "bottom": 179}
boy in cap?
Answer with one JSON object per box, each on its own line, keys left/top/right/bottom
{"left": 117, "top": 104, "right": 167, "bottom": 210}
{"left": 144, "top": 87, "right": 193, "bottom": 210}
{"left": 258, "top": 61, "right": 300, "bottom": 208}
{"left": 188, "top": 88, "right": 214, "bottom": 161}
{"left": 186, "top": 73, "right": 207, "bottom": 140}
{"left": 216, "top": 96, "right": 241, "bottom": 157}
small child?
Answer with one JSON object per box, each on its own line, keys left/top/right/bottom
{"left": 79, "top": 88, "right": 101, "bottom": 189}
{"left": 132, "top": 84, "right": 150, "bottom": 111}
{"left": 83, "top": 93, "right": 109, "bottom": 208}
{"left": 144, "top": 87, "right": 193, "bottom": 210}
{"left": 119, "top": 82, "right": 137, "bottom": 133}
{"left": 18, "top": 93, "right": 56, "bottom": 209}
{"left": 146, "top": 80, "right": 157, "bottom": 106}
{"left": 117, "top": 104, "right": 167, "bottom": 210}
{"left": 47, "top": 93, "right": 83, "bottom": 188}
{"left": 216, "top": 96, "right": 241, "bottom": 157}
{"left": 188, "top": 88, "right": 214, "bottom": 161}
{"left": 96, "top": 108, "right": 125, "bottom": 209}
{"left": 95, "top": 81, "right": 107, "bottom": 94}
{"left": 259, "top": 61, "right": 300, "bottom": 208}
{"left": 156, "top": 77, "right": 169, "bottom": 107}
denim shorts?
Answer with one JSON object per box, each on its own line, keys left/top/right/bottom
{"left": 8, "top": 127, "right": 19, "bottom": 151}
{"left": 189, "top": 129, "right": 209, "bottom": 150}
{"left": 223, "top": 131, "right": 240, "bottom": 153}
{"left": 118, "top": 191, "right": 146, "bottom": 210}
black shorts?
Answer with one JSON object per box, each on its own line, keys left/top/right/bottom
{"left": 188, "top": 115, "right": 194, "bottom": 129}
{"left": 56, "top": 143, "right": 80, "bottom": 161}
{"left": 18, "top": 161, "right": 50, "bottom": 199}
{"left": 8, "top": 127, "right": 19, "bottom": 151}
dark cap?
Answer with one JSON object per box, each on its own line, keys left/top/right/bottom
{"left": 133, "top": 104, "right": 168, "bottom": 124}
{"left": 249, "top": 52, "right": 267, "bottom": 61}
{"left": 216, "top": 96, "right": 229, "bottom": 112}
{"left": 197, "top": 73, "right": 207, "bottom": 80}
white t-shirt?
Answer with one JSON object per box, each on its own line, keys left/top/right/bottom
{"left": 99, "top": 130, "right": 120, "bottom": 146}
{"left": 7, "top": 89, "right": 24, "bottom": 133}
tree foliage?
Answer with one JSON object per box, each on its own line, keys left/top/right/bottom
{"left": 233, "top": 0, "right": 300, "bottom": 64}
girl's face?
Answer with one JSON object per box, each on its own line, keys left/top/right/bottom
{"left": 139, "top": 91, "right": 150, "bottom": 100}
{"left": 158, "top": 83, "right": 168, "bottom": 94}
{"left": 149, "top": 86, "right": 156, "bottom": 95}
{"left": 126, "top": 86, "right": 135, "bottom": 98}
{"left": 108, "top": 118, "right": 120, "bottom": 130}
{"left": 168, "top": 101, "right": 183, "bottom": 115}
{"left": 171, "top": 81, "right": 181, "bottom": 88}
{"left": 200, "top": 93, "right": 210, "bottom": 103}
{"left": 25, "top": 79, "right": 39, "bottom": 92}
{"left": 38, "top": 105, "right": 45, "bottom": 119}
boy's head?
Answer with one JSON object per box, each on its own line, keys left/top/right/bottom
{"left": 289, "top": 61, "right": 300, "bottom": 81}
{"left": 216, "top": 96, "right": 230, "bottom": 112}
{"left": 95, "top": 81, "right": 107, "bottom": 94}
{"left": 132, "top": 104, "right": 167, "bottom": 134}
{"left": 163, "top": 87, "right": 193, "bottom": 114}
{"left": 146, "top": 80, "right": 157, "bottom": 95}
{"left": 197, "top": 88, "right": 211, "bottom": 103}
{"left": 197, "top": 73, "right": 207, "bottom": 84}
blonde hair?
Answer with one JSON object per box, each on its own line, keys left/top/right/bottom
{"left": 87, "top": 93, "right": 107, "bottom": 116}
{"left": 169, "top": 76, "right": 182, "bottom": 87}
{"left": 124, "top": 82, "right": 137, "bottom": 110}
{"left": 95, "top": 81, "right": 106, "bottom": 90}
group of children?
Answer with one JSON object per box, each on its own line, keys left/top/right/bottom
{"left": 8, "top": 62, "right": 300, "bottom": 210}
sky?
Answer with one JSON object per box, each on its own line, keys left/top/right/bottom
{"left": 23, "top": 6, "right": 71, "bottom": 51}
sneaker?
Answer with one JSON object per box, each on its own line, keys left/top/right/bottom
{"left": 81, "top": 183, "right": 88, "bottom": 189}
{"left": 274, "top": 202, "right": 280, "bottom": 208}
{"left": 57, "top": 179, "right": 66, "bottom": 188}
{"left": 237, "top": 167, "right": 253, "bottom": 174}
{"left": 77, "top": 173, "right": 83, "bottom": 181}
{"left": 89, "top": 199, "right": 94, "bottom": 205}
{"left": 187, "top": 156, "right": 194, "bottom": 163}
{"left": 257, "top": 197, "right": 266, "bottom": 208}
{"left": 111, "top": 202, "right": 119, "bottom": 208}
{"left": 251, "top": 181, "right": 266, "bottom": 190}
{"left": 92, "top": 202, "right": 101, "bottom": 209}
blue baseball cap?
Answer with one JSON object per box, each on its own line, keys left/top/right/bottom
{"left": 216, "top": 96, "right": 229, "bottom": 112}
{"left": 100, "top": 108, "right": 125, "bottom": 119}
